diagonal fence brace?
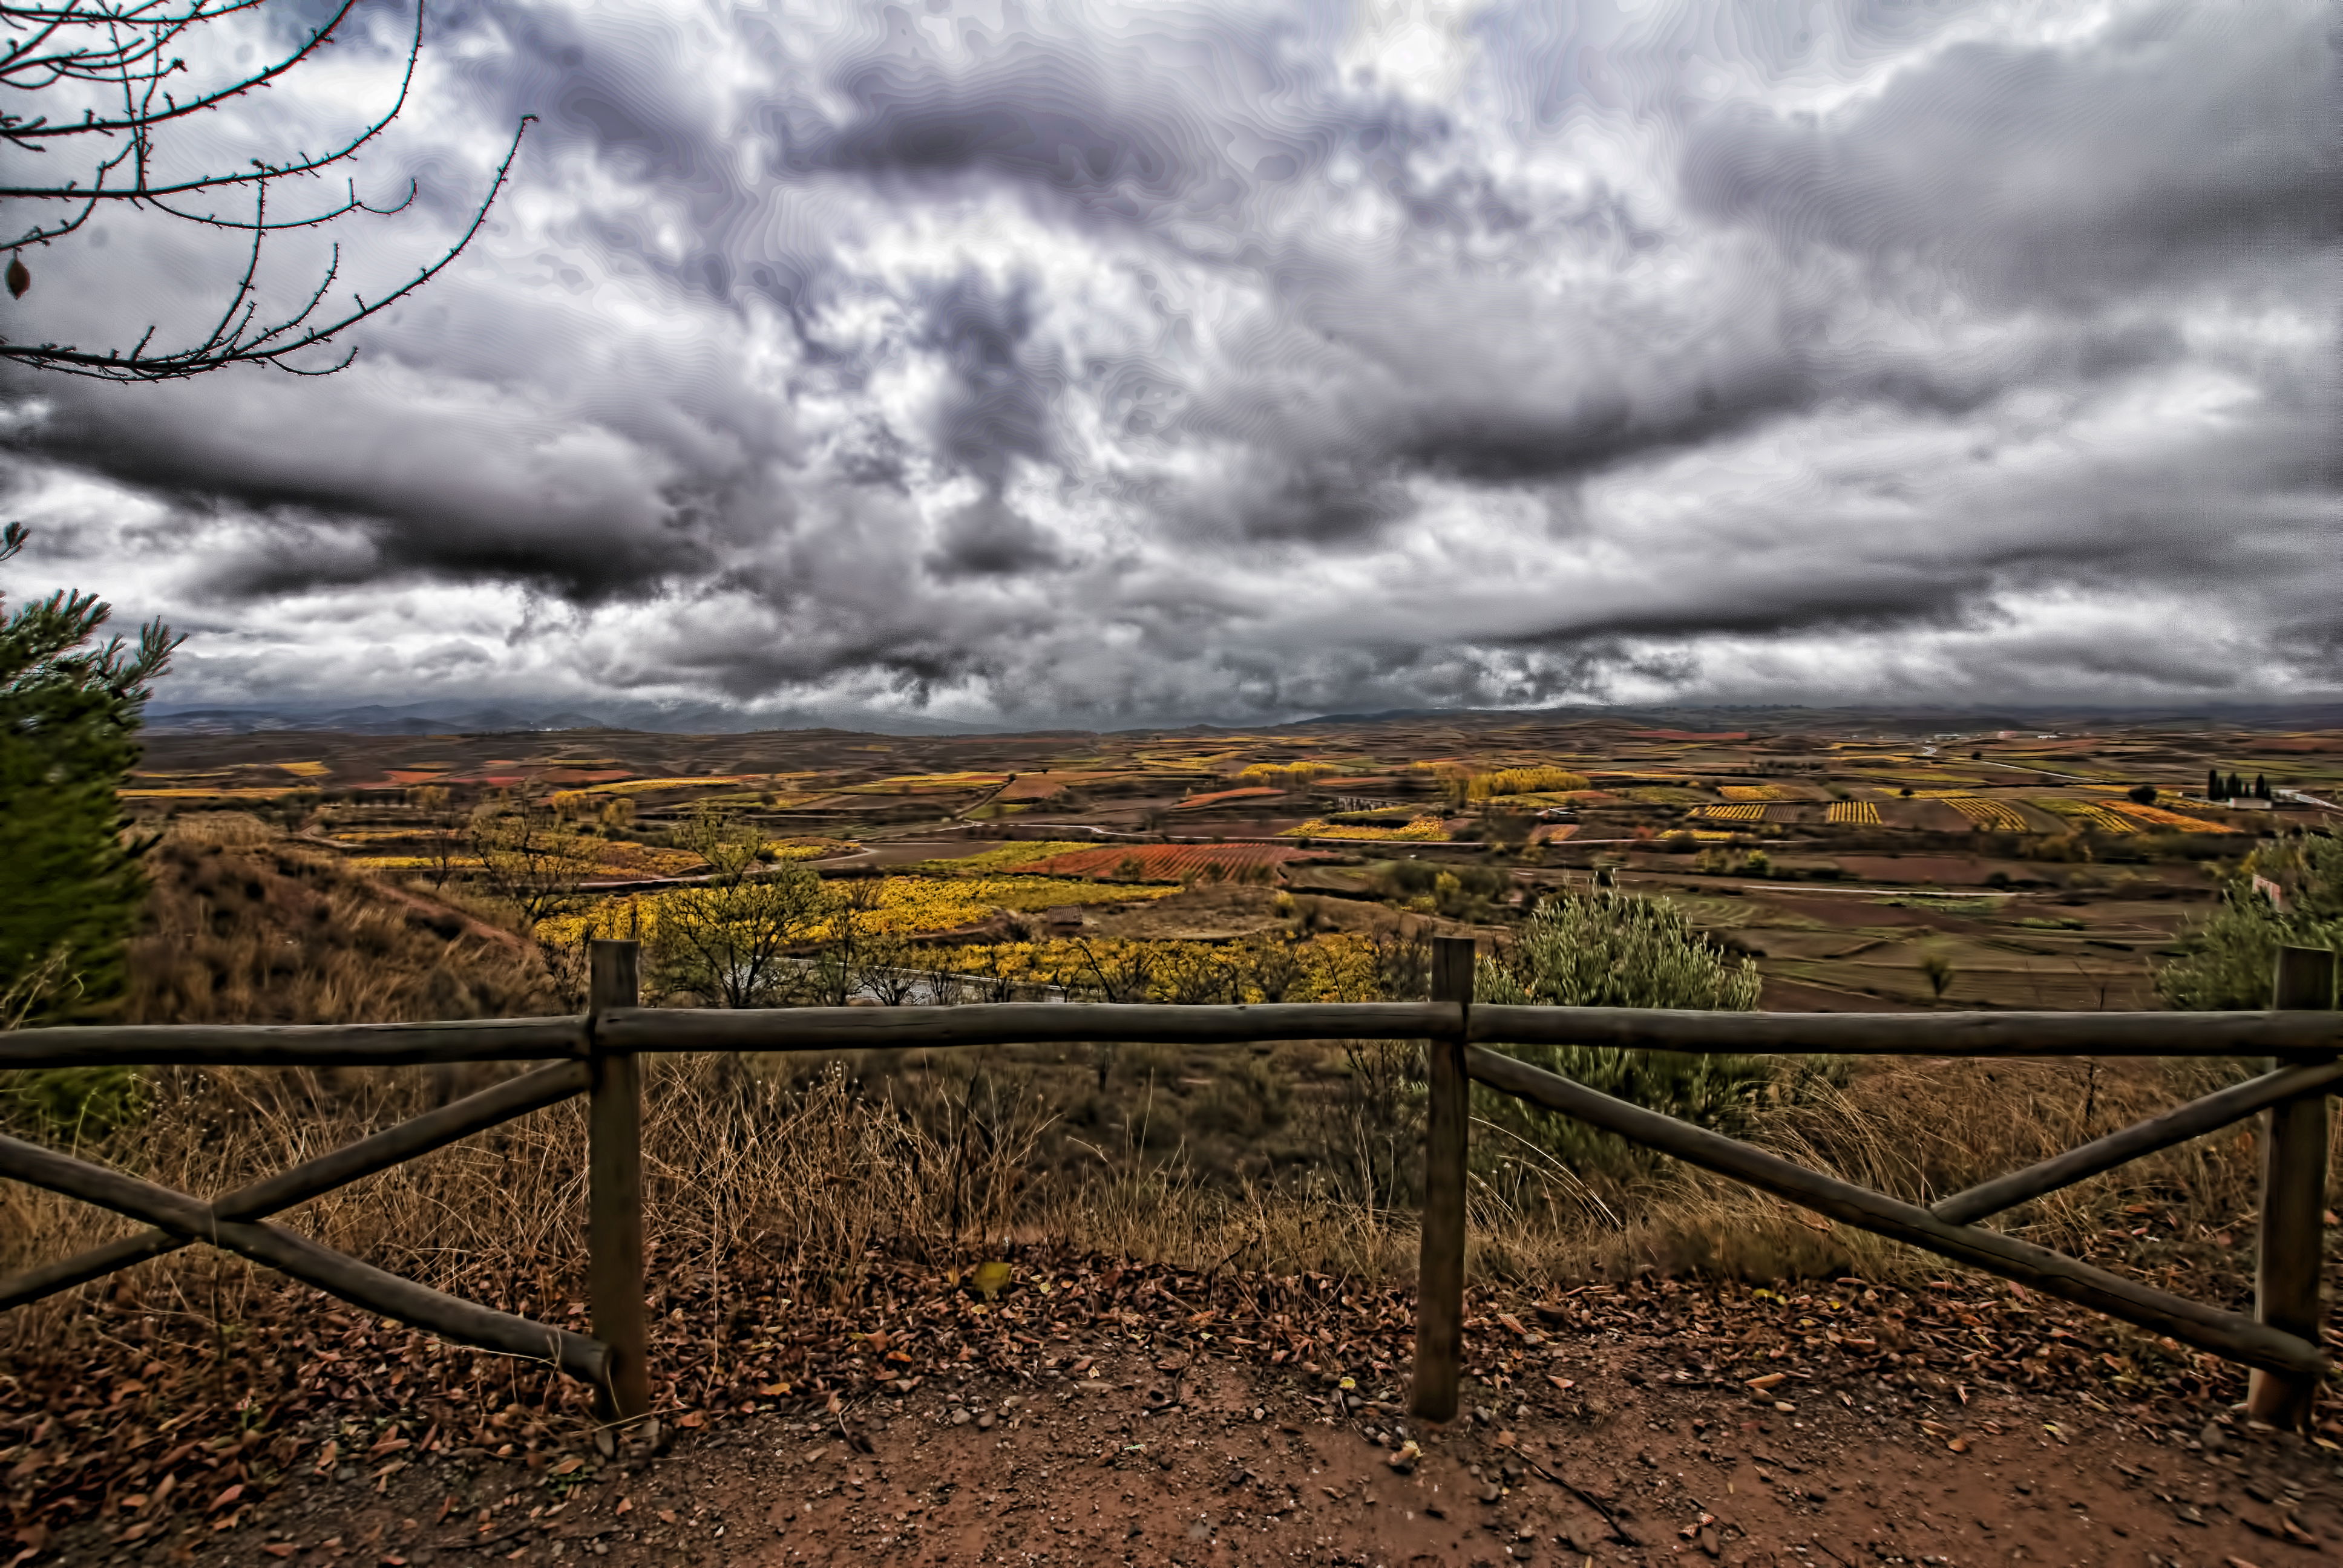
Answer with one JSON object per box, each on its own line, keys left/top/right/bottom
{"left": 0, "top": 1129, "right": 608, "bottom": 1385}
{"left": 0, "top": 1060, "right": 591, "bottom": 1312}
{"left": 1465, "top": 1045, "right": 2326, "bottom": 1381}
{"left": 1933, "top": 1055, "right": 2343, "bottom": 1226}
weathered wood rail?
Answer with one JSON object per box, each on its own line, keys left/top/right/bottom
{"left": 1, "top": 941, "right": 2335, "bottom": 1431}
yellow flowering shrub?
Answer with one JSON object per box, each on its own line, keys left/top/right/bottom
{"left": 1467, "top": 765, "right": 1589, "bottom": 800}
{"left": 936, "top": 932, "right": 1383, "bottom": 1002}
{"left": 536, "top": 874, "right": 1180, "bottom": 947}
{"left": 1283, "top": 817, "right": 1448, "bottom": 841}
{"left": 913, "top": 841, "right": 1095, "bottom": 873}
{"left": 767, "top": 838, "right": 860, "bottom": 861}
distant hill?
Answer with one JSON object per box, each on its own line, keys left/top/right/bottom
{"left": 143, "top": 699, "right": 995, "bottom": 737}
{"left": 145, "top": 695, "right": 2343, "bottom": 740}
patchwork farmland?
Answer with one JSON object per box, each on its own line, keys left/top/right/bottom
{"left": 24, "top": 702, "right": 2343, "bottom": 1567}
{"left": 119, "top": 705, "right": 2336, "bottom": 1015}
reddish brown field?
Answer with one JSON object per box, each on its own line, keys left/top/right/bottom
{"left": 1171, "top": 786, "right": 1283, "bottom": 809}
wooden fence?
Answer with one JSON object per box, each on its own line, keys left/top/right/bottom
{"left": 1, "top": 940, "right": 2336, "bottom": 1431}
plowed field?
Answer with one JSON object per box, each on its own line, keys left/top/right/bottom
{"left": 1015, "top": 843, "right": 1333, "bottom": 880}
{"left": 1941, "top": 795, "right": 2029, "bottom": 831}
{"left": 2106, "top": 800, "right": 2237, "bottom": 833}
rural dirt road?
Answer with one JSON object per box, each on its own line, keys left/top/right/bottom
{"left": 18, "top": 1256, "right": 2343, "bottom": 1566}
{"left": 182, "top": 1341, "right": 2338, "bottom": 1567}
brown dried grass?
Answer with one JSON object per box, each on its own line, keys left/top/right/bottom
{"left": 2, "top": 1040, "right": 2313, "bottom": 1363}
{"left": 123, "top": 815, "right": 562, "bottom": 1026}
{"left": 0, "top": 1053, "right": 1054, "bottom": 1351}
{"left": 4, "top": 814, "right": 2315, "bottom": 1344}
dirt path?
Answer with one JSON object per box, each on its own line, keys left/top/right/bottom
{"left": 171, "top": 1344, "right": 2338, "bottom": 1568}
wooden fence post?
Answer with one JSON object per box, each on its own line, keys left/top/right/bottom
{"left": 2246, "top": 944, "right": 2335, "bottom": 1429}
{"left": 588, "top": 940, "right": 650, "bottom": 1425}
{"left": 1411, "top": 936, "right": 1477, "bottom": 1422}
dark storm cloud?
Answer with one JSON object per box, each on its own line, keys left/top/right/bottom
{"left": 1679, "top": 5, "right": 2340, "bottom": 307}
{"left": 0, "top": 0, "right": 2333, "bottom": 720}
{"left": 916, "top": 270, "right": 1061, "bottom": 485}
{"left": 925, "top": 493, "right": 1063, "bottom": 577}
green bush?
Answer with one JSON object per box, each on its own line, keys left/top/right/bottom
{"left": 2157, "top": 833, "right": 2343, "bottom": 1010}
{"left": 0, "top": 1063, "right": 149, "bottom": 1143}
{"left": 1475, "top": 890, "right": 1807, "bottom": 1184}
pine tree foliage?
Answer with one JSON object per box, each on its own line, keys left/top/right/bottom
{"left": 1, "top": 523, "right": 180, "bottom": 1022}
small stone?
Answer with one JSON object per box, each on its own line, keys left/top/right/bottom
{"left": 2199, "top": 1422, "right": 2226, "bottom": 1451}
{"left": 949, "top": 1409, "right": 971, "bottom": 1426}
{"left": 975, "top": 1413, "right": 996, "bottom": 1432}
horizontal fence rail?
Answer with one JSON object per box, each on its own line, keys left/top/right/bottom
{"left": 0, "top": 939, "right": 2335, "bottom": 1433}
{"left": 8, "top": 1002, "right": 2343, "bottom": 1068}
{"left": 0, "top": 1014, "right": 592, "bottom": 1068}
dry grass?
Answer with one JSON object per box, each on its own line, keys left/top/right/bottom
{"left": 1, "top": 1039, "right": 2320, "bottom": 1371}
{"left": 123, "top": 815, "right": 564, "bottom": 1025}
{"left": 5, "top": 815, "right": 2321, "bottom": 1353}
{"left": 1522, "top": 1054, "right": 2315, "bottom": 1297}
{"left": 0, "top": 1053, "right": 1051, "bottom": 1351}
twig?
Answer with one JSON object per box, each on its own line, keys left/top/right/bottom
{"left": 1521, "top": 1453, "right": 1633, "bottom": 1546}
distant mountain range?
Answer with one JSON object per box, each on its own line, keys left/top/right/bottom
{"left": 1278, "top": 701, "right": 2343, "bottom": 734}
{"left": 143, "top": 696, "right": 2343, "bottom": 740}
{"left": 142, "top": 699, "right": 997, "bottom": 737}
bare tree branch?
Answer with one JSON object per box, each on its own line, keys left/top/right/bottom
{"left": 0, "top": 1, "right": 529, "bottom": 379}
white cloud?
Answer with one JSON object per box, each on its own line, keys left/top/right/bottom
{"left": 0, "top": 0, "right": 2333, "bottom": 726}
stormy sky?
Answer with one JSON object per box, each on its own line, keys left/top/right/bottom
{"left": 1, "top": 0, "right": 2335, "bottom": 728}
